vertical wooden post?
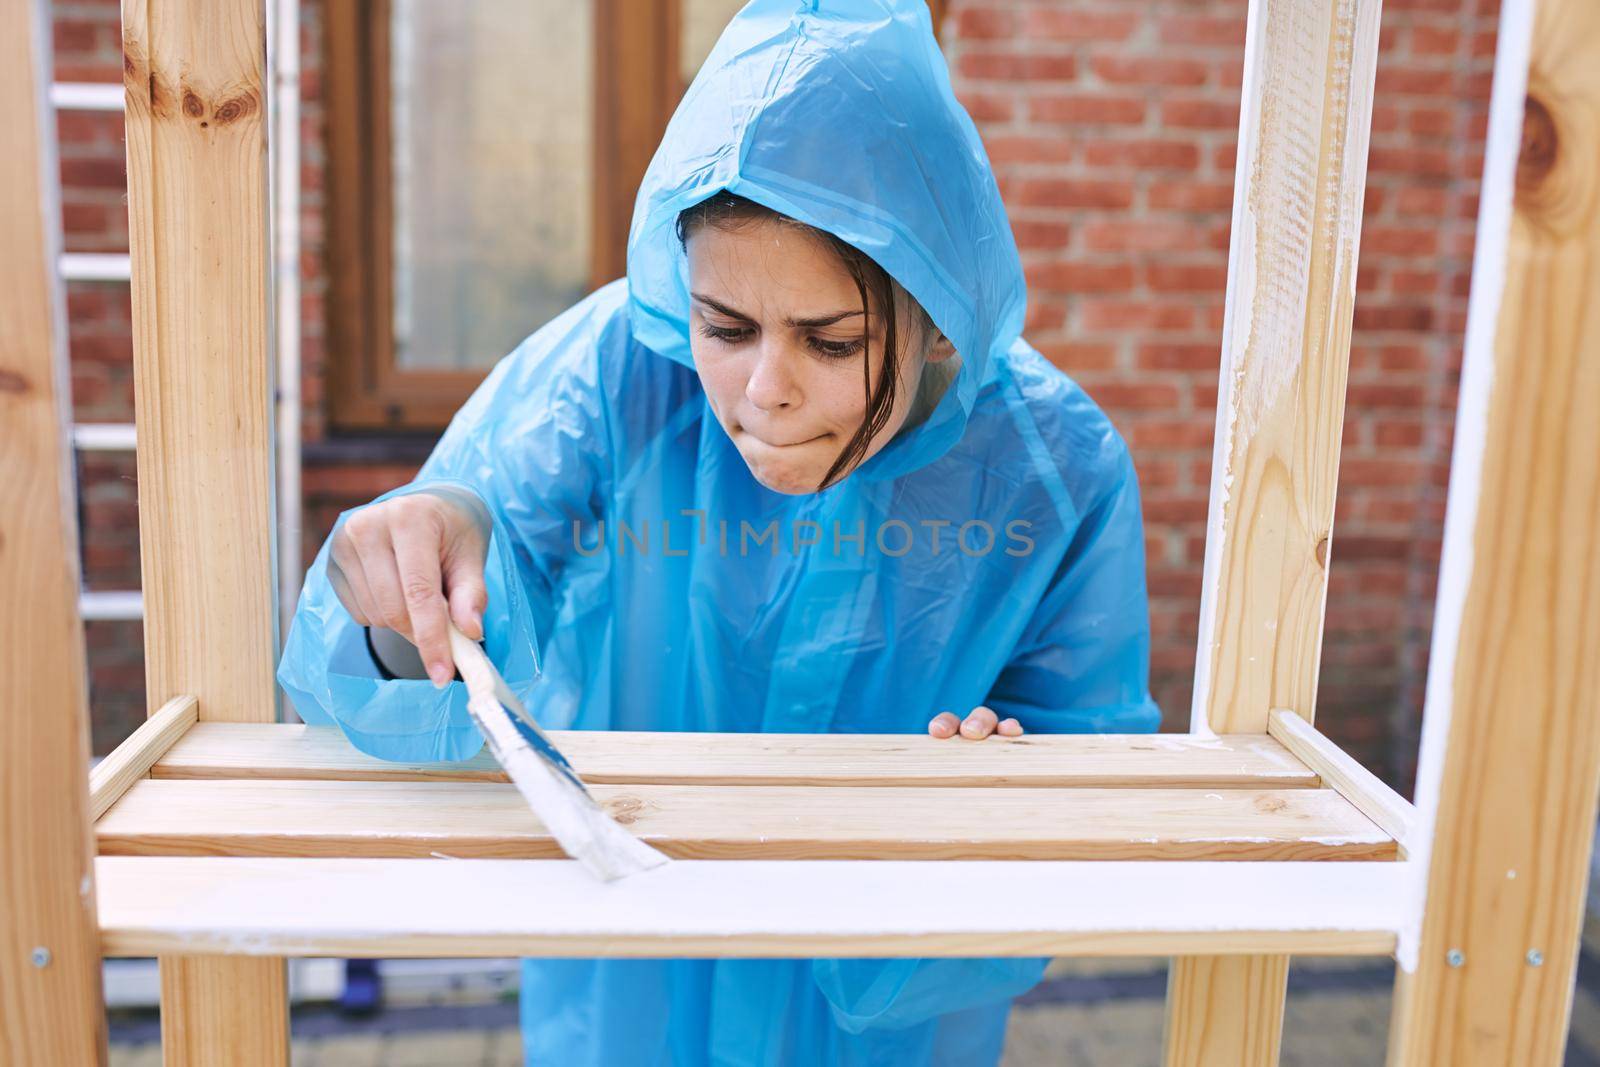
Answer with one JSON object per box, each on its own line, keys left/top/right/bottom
{"left": 121, "top": 0, "right": 289, "bottom": 1062}
{"left": 0, "top": 2, "right": 109, "bottom": 1062}
{"left": 1388, "top": 0, "right": 1600, "bottom": 1061}
{"left": 158, "top": 958, "right": 290, "bottom": 1065}
{"left": 1163, "top": 0, "right": 1382, "bottom": 1063}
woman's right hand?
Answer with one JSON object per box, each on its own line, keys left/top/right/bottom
{"left": 327, "top": 486, "right": 491, "bottom": 687}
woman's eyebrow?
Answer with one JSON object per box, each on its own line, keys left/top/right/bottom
{"left": 691, "top": 292, "right": 864, "bottom": 329}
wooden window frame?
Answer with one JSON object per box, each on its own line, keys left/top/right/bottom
{"left": 324, "top": 0, "right": 679, "bottom": 430}
{"left": 324, "top": 0, "right": 945, "bottom": 432}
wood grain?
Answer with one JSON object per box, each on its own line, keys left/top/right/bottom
{"left": 0, "top": 1, "right": 108, "bottom": 1060}
{"left": 1172, "top": 0, "right": 1384, "bottom": 1062}
{"left": 90, "top": 696, "right": 197, "bottom": 820}
{"left": 158, "top": 958, "right": 287, "bottom": 1066}
{"left": 121, "top": 0, "right": 287, "bottom": 1060}
{"left": 1268, "top": 710, "right": 1415, "bottom": 851}
{"left": 96, "top": 857, "right": 1404, "bottom": 960}
{"left": 97, "top": 779, "right": 1397, "bottom": 862}
{"left": 1190, "top": 0, "right": 1383, "bottom": 735}
{"left": 1165, "top": 954, "right": 1291, "bottom": 1066}
{"left": 124, "top": 0, "right": 276, "bottom": 723}
{"left": 153, "top": 723, "right": 1322, "bottom": 789}
{"left": 112, "top": 927, "right": 1393, "bottom": 963}
{"left": 1388, "top": 0, "right": 1600, "bottom": 1061}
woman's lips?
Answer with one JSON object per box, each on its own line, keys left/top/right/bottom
{"left": 743, "top": 430, "right": 826, "bottom": 448}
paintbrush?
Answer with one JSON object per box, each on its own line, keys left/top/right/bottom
{"left": 447, "top": 623, "right": 669, "bottom": 882}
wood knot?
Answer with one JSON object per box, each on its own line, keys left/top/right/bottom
{"left": 213, "top": 92, "right": 258, "bottom": 125}
{"left": 1254, "top": 795, "right": 1288, "bottom": 815}
{"left": 605, "top": 794, "right": 649, "bottom": 826}
{"left": 1314, "top": 535, "right": 1330, "bottom": 569}
{"left": 1517, "top": 95, "right": 1557, "bottom": 195}
{"left": 0, "top": 369, "right": 30, "bottom": 394}
{"left": 182, "top": 88, "right": 205, "bottom": 119}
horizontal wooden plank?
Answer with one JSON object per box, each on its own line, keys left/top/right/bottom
{"left": 95, "top": 857, "right": 1404, "bottom": 958}
{"left": 155, "top": 723, "right": 1321, "bottom": 789}
{"left": 97, "top": 779, "right": 1396, "bottom": 862}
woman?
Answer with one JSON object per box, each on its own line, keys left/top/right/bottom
{"left": 279, "top": 0, "right": 1161, "bottom": 1062}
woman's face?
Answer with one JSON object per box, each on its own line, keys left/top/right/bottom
{"left": 686, "top": 218, "right": 955, "bottom": 495}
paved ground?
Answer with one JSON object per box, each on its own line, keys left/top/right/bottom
{"left": 108, "top": 933, "right": 1600, "bottom": 1066}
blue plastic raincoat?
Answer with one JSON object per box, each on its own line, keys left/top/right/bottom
{"left": 279, "top": 0, "right": 1162, "bottom": 1062}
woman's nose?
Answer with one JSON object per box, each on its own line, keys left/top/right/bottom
{"left": 744, "top": 340, "right": 802, "bottom": 412}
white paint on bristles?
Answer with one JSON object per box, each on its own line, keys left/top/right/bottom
{"left": 1396, "top": 0, "right": 1535, "bottom": 974}
{"left": 448, "top": 626, "right": 668, "bottom": 883}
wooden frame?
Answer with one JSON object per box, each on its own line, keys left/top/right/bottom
{"left": 1388, "top": 0, "right": 1600, "bottom": 1059}
{"left": 96, "top": 749, "right": 1396, "bottom": 863}
{"left": 2, "top": 0, "right": 1596, "bottom": 1063}
{"left": 0, "top": 1, "right": 106, "bottom": 1061}
{"left": 121, "top": 0, "right": 288, "bottom": 1061}
{"left": 1166, "top": 0, "right": 1383, "bottom": 1057}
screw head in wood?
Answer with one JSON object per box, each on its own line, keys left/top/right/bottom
{"left": 1527, "top": 949, "right": 1544, "bottom": 967}
{"left": 30, "top": 947, "right": 50, "bottom": 968}
{"left": 1446, "top": 949, "right": 1465, "bottom": 967}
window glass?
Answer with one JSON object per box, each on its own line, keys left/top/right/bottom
{"left": 390, "top": 1, "right": 594, "bottom": 371}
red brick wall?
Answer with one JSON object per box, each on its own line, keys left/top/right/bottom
{"left": 52, "top": 0, "right": 1498, "bottom": 788}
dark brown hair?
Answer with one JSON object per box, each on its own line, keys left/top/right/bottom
{"left": 676, "top": 191, "right": 934, "bottom": 491}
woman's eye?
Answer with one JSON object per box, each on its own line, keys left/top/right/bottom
{"left": 807, "top": 336, "right": 866, "bottom": 359}
{"left": 698, "top": 323, "right": 751, "bottom": 344}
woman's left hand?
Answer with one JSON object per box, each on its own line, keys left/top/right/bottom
{"left": 927, "top": 706, "right": 1023, "bottom": 740}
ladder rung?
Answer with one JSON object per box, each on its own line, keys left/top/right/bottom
{"left": 73, "top": 423, "right": 136, "bottom": 451}
{"left": 49, "top": 82, "right": 123, "bottom": 112}
{"left": 59, "top": 252, "right": 130, "bottom": 282}
{"left": 79, "top": 590, "right": 143, "bottom": 621}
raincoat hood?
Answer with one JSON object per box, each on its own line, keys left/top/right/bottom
{"left": 625, "top": 0, "right": 1025, "bottom": 482}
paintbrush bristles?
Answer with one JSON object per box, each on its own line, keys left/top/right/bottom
{"left": 447, "top": 624, "right": 670, "bottom": 882}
